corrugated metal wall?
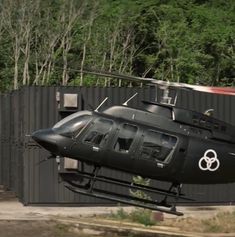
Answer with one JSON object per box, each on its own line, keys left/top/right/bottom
{"left": 0, "top": 86, "right": 235, "bottom": 206}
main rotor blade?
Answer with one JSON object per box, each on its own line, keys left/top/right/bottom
{"left": 66, "top": 67, "right": 235, "bottom": 96}
{"left": 183, "top": 85, "right": 235, "bottom": 96}
{"left": 68, "top": 68, "right": 153, "bottom": 84}
{"left": 149, "top": 80, "right": 235, "bottom": 96}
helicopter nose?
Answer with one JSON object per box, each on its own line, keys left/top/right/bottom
{"left": 32, "top": 129, "right": 58, "bottom": 154}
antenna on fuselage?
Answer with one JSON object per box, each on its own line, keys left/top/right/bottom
{"left": 95, "top": 97, "right": 108, "bottom": 112}
{"left": 123, "top": 93, "right": 138, "bottom": 106}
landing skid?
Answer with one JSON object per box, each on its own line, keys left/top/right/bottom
{"left": 59, "top": 168, "right": 192, "bottom": 216}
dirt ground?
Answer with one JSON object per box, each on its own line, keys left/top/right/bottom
{"left": 0, "top": 189, "right": 132, "bottom": 237}
{"left": 0, "top": 220, "right": 129, "bottom": 237}
{"left": 0, "top": 188, "right": 235, "bottom": 237}
{"left": 0, "top": 220, "right": 76, "bottom": 237}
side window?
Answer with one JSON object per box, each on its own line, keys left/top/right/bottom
{"left": 114, "top": 124, "right": 137, "bottom": 153}
{"left": 141, "top": 130, "right": 177, "bottom": 163}
{"left": 83, "top": 118, "right": 113, "bottom": 147}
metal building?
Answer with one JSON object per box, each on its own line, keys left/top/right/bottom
{"left": 0, "top": 86, "right": 235, "bottom": 205}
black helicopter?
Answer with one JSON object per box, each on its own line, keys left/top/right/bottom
{"left": 32, "top": 69, "right": 235, "bottom": 216}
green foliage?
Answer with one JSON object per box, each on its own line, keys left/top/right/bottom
{"left": 130, "top": 176, "right": 151, "bottom": 200}
{"left": 110, "top": 207, "right": 156, "bottom": 226}
{"left": 201, "top": 220, "right": 221, "bottom": 233}
{"left": 128, "top": 176, "right": 155, "bottom": 226}
{"left": 53, "top": 223, "right": 71, "bottom": 236}
{"left": 129, "top": 208, "right": 156, "bottom": 226}
{"left": 201, "top": 211, "right": 235, "bottom": 233}
{"left": 0, "top": 0, "right": 234, "bottom": 92}
{"left": 110, "top": 207, "right": 129, "bottom": 221}
{"left": 134, "top": 0, "right": 235, "bottom": 85}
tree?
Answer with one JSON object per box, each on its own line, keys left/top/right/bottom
{"left": 0, "top": 0, "right": 234, "bottom": 92}
{"left": 134, "top": 0, "right": 235, "bottom": 85}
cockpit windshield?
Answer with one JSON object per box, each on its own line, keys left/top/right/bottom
{"left": 53, "top": 111, "right": 92, "bottom": 137}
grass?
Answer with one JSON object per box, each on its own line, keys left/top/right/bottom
{"left": 110, "top": 207, "right": 156, "bottom": 226}
{"left": 50, "top": 209, "right": 235, "bottom": 236}
{"left": 54, "top": 207, "right": 235, "bottom": 234}
{"left": 110, "top": 208, "right": 235, "bottom": 232}
{"left": 53, "top": 223, "right": 71, "bottom": 237}
{"left": 110, "top": 207, "right": 129, "bottom": 221}
{"left": 129, "top": 208, "right": 156, "bottom": 226}
{"left": 53, "top": 221, "right": 109, "bottom": 237}
{"left": 162, "top": 210, "right": 235, "bottom": 233}
{"left": 201, "top": 211, "right": 235, "bottom": 233}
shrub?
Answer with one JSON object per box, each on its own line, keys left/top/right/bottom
{"left": 130, "top": 208, "right": 156, "bottom": 226}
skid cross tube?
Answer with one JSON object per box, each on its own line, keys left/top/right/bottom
{"left": 64, "top": 183, "right": 183, "bottom": 216}
{"left": 66, "top": 179, "right": 170, "bottom": 208}
{"left": 59, "top": 171, "right": 193, "bottom": 201}
{"left": 59, "top": 170, "right": 192, "bottom": 215}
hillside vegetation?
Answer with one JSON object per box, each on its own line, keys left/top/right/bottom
{"left": 0, "top": 0, "right": 234, "bottom": 92}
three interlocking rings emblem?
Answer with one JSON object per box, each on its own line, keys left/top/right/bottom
{"left": 198, "top": 149, "right": 220, "bottom": 172}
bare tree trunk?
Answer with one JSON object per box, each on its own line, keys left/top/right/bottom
{"left": 80, "top": 43, "right": 86, "bottom": 86}
{"left": 14, "top": 37, "right": 20, "bottom": 90}
{"left": 107, "top": 27, "right": 119, "bottom": 86}
{"left": 80, "top": 11, "right": 97, "bottom": 86}
{"left": 96, "top": 52, "right": 107, "bottom": 86}
{"left": 62, "top": 35, "right": 71, "bottom": 85}
{"left": 170, "top": 56, "right": 174, "bottom": 81}
{"left": 45, "top": 51, "right": 53, "bottom": 85}
{"left": 46, "top": 58, "right": 53, "bottom": 84}
{"left": 118, "top": 30, "right": 132, "bottom": 73}
{"left": 35, "top": 55, "right": 50, "bottom": 85}
{"left": 42, "top": 70, "right": 47, "bottom": 85}
{"left": 80, "top": 11, "right": 96, "bottom": 86}
{"left": 33, "top": 0, "right": 84, "bottom": 86}
{"left": 14, "top": 56, "right": 19, "bottom": 90}
{"left": 22, "top": 25, "right": 31, "bottom": 85}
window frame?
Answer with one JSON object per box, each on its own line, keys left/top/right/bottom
{"left": 52, "top": 114, "right": 92, "bottom": 138}
{"left": 113, "top": 123, "right": 138, "bottom": 154}
{"left": 82, "top": 117, "right": 114, "bottom": 148}
{"left": 140, "top": 129, "right": 178, "bottom": 164}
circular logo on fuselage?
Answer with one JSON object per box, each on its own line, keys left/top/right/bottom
{"left": 198, "top": 149, "right": 220, "bottom": 172}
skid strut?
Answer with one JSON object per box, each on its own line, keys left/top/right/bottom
{"left": 60, "top": 168, "right": 192, "bottom": 216}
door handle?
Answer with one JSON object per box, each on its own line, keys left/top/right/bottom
{"left": 93, "top": 146, "right": 100, "bottom": 152}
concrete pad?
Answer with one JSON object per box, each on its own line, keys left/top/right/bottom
{"left": 164, "top": 205, "right": 235, "bottom": 220}
{"left": 0, "top": 199, "right": 135, "bottom": 220}
{"left": 0, "top": 197, "right": 234, "bottom": 221}
{"left": 0, "top": 190, "right": 234, "bottom": 222}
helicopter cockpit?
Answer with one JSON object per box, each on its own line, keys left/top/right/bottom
{"left": 52, "top": 111, "right": 92, "bottom": 138}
